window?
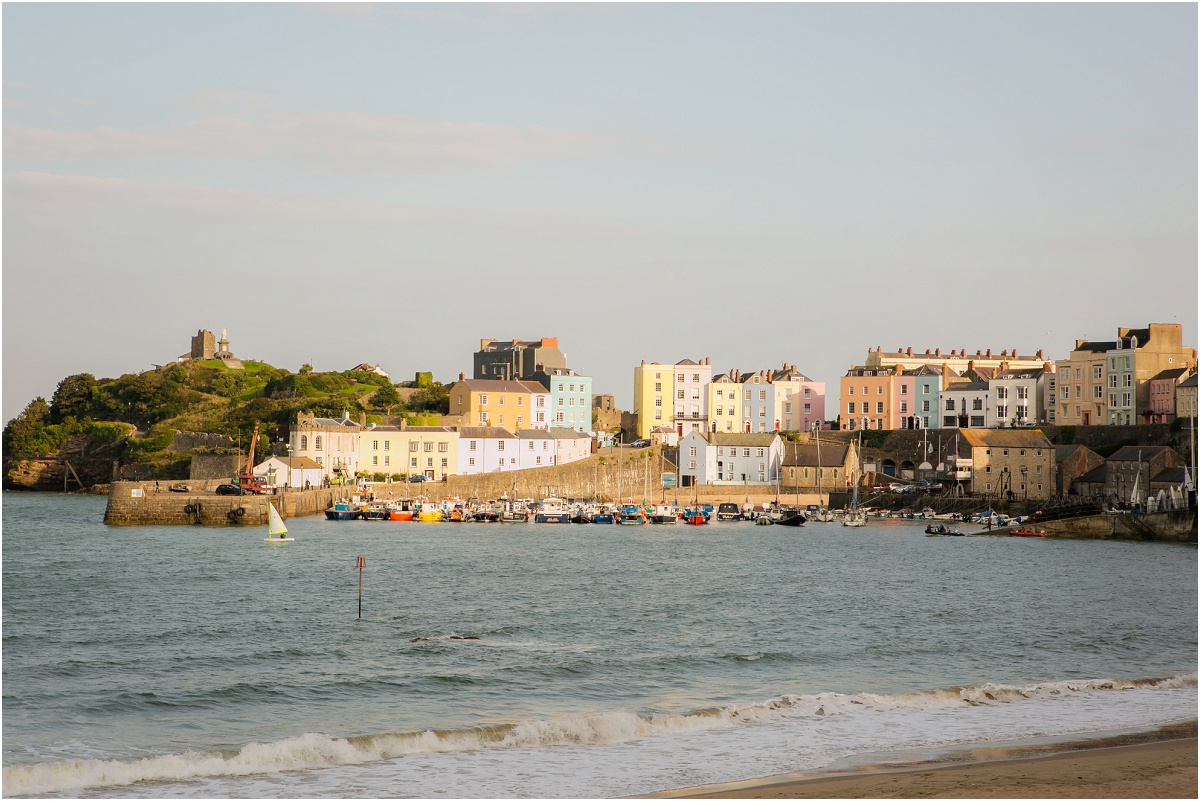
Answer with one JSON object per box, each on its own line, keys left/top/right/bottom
{"left": 423, "top": 443, "right": 433, "bottom": 452}
{"left": 876, "top": 402, "right": 883, "bottom": 414}
{"left": 480, "top": 394, "right": 489, "bottom": 405}
{"left": 970, "top": 415, "right": 985, "bottom": 427}
{"left": 1109, "top": 375, "right": 1118, "bottom": 388}
{"left": 499, "top": 396, "right": 505, "bottom": 406}
{"left": 677, "top": 390, "right": 685, "bottom": 400}
{"left": 441, "top": 458, "right": 448, "bottom": 468}
{"left": 655, "top": 382, "right": 662, "bottom": 392}
{"left": 997, "top": 387, "right": 1008, "bottom": 399}
{"left": 1061, "top": 386, "right": 1069, "bottom": 399}
{"left": 537, "top": 396, "right": 545, "bottom": 408}
{"left": 1093, "top": 365, "right": 1103, "bottom": 379}
{"left": 922, "top": 400, "right": 930, "bottom": 412}
{"left": 410, "top": 457, "right": 417, "bottom": 468}
{"left": 743, "top": 448, "right": 750, "bottom": 457}
{"left": 497, "top": 441, "right": 504, "bottom": 451}
{"left": 997, "top": 405, "right": 1007, "bottom": 418}
{"left": 900, "top": 402, "right": 908, "bottom": 413}
{"left": 901, "top": 385, "right": 908, "bottom": 395}
{"left": 677, "top": 373, "right": 685, "bottom": 383}
{"left": 972, "top": 398, "right": 983, "bottom": 411}
{"left": 409, "top": 442, "right": 419, "bottom": 452}
{"left": 1121, "top": 392, "right": 1131, "bottom": 407}
{"left": 1094, "top": 385, "right": 1103, "bottom": 399}
{"left": 479, "top": 411, "right": 489, "bottom": 423}
{"left": 759, "top": 390, "right": 766, "bottom": 401}
{"left": 1109, "top": 393, "right": 1117, "bottom": 408}
{"left": 946, "top": 398, "right": 956, "bottom": 410}
{"left": 1122, "top": 374, "right": 1132, "bottom": 388}
{"left": 877, "top": 386, "right": 883, "bottom": 395}
{"left": 655, "top": 397, "right": 662, "bottom": 408}
{"left": 804, "top": 403, "right": 811, "bottom": 413}
{"left": 469, "top": 440, "right": 477, "bottom": 451}
{"left": 372, "top": 456, "right": 378, "bottom": 465}
{"left": 384, "top": 441, "right": 389, "bottom": 451}
{"left": 693, "top": 374, "right": 700, "bottom": 382}
{"left": 745, "top": 390, "right": 752, "bottom": 400}
{"left": 689, "top": 446, "right": 697, "bottom": 456}
{"left": 372, "top": 440, "right": 378, "bottom": 450}
{"left": 314, "top": 436, "right": 322, "bottom": 449}
{"left": 922, "top": 385, "right": 929, "bottom": 395}
{"left": 439, "top": 442, "right": 448, "bottom": 452}
{"left": 426, "top": 457, "right": 433, "bottom": 468}
{"left": 384, "top": 456, "right": 389, "bottom": 466}
{"left": 469, "top": 457, "right": 475, "bottom": 466}
{"left": 804, "top": 388, "right": 811, "bottom": 398}
{"left": 300, "top": 435, "right": 308, "bottom": 449}
{"left": 848, "top": 387, "right": 854, "bottom": 395}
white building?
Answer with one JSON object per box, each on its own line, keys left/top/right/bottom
{"left": 939, "top": 382, "right": 991, "bottom": 429}
{"left": 254, "top": 456, "right": 325, "bottom": 490}
{"left": 989, "top": 368, "right": 1048, "bottom": 427}
{"left": 458, "top": 427, "right": 519, "bottom": 475}
{"left": 290, "top": 412, "right": 362, "bottom": 481}
{"left": 677, "top": 432, "right": 782, "bottom": 486}
{"left": 517, "top": 429, "right": 559, "bottom": 469}
{"left": 549, "top": 428, "right": 592, "bottom": 465}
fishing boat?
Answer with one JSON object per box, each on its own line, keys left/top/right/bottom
{"left": 500, "top": 501, "right": 529, "bottom": 523}
{"left": 387, "top": 499, "right": 415, "bottom": 522}
{"left": 360, "top": 504, "right": 389, "bottom": 520}
{"left": 649, "top": 504, "right": 678, "bottom": 524}
{"left": 616, "top": 504, "right": 646, "bottom": 525}
{"left": 774, "top": 510, "right": 806, "bottom": 527}
{"left": 681, "top": 507, "right": 708, "bottom": 525}
{"left": 535, "top": 497, "right": 571, "bottom": 524}
{"left": 264, "top": 502, "right": 294, "bottom": 543}
{"left": 324, "top": 500, "right": 361, "bottom": 521}
{"left": 591, "top": 505, "right": 616, "bottom": 524}
{"left": 416, "top": 502, "right": 444, "bottom": 523}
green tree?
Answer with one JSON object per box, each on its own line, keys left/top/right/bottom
{"left": 299, "top": 363, "right": 313, "bottom": 374}
{"left": 407, "top": 385, "right": 449, "bottom": 414}
{"left": 370, "top": 382, "right": 402, "bottom": 410}
{"left": 50, "top": 373, "right": 96, "bottom": 423}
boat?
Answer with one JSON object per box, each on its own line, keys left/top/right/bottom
{"left": 473, "top": 507, "right": 500, "bottom": 523}
{"left": 387, "top": 499, "right": 415, "bottom": 522}
{"left": 360, "top": 504, "right": 389, "bottom": 520}
{"left": 774, "top": 510, "right": 806, "bottom": 527}
{"left": 925, "top": 523, "right": 964, "bottom": 536}
{"left": 591, "top": 505, "right": 616, "bottom": 524}
{"left": 264, "top": 502, "right": 294, "bottom": 543}
{"left": 416, "top": 503, "right": 444, "bottom": 523}
{"left": 1010, "top": 528, "right": 1047, "bottom": 538}
{"left": 681, "top": 507, "right": 708, "bottom": 525}
{"left": 325, "top": 500, "right": 361, "bottom": 521}
{"left": 649, "top": 504, "right": 678, "bottom": 524}
{"left": 843, "top": 435, "right": 866, "bottom": 527}
{"left": 500, "top": 501, "right": 529, "bottom": 523}
{"left": 715, "top": 502, "right": 743, "bottom": 521}
{"left": 616, "top": 504, "right": 646, "bottom": 525}
{"left": 535, "top": 497, "right": 571, "bottom": 524}
{"left": 755, "top": 514, "right": 774, "bottom": 526}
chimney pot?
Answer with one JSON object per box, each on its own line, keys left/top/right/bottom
{"left": 986, "top": 349, "right": 992, "bottom": 358}
{"left": 459, "top": 372, "right": 464, "bottom": 381}
{"left": 935, "top": 348, "right": 941, "bottom": 357}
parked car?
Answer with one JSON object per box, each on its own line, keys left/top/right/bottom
{"left": 630, "top": 439, "right": 651, "bottom": 448}
{"left": 168, "top": 482, "right": 191, "bottom": 493}
{"left": 215, "top": 484, "right": 247, "bottom": 496}
{"left": 408, "top": 475, "right": 427, "bottom": 483}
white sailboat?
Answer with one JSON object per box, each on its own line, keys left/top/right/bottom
{"left": 843, "top": 433, "right": 866, "bottom": 527}
{"left": 264, "top": 502, "right": 294, "bottom": 543}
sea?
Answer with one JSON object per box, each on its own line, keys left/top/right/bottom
{"left": 3, "top": 492, "right": 1196, "bottom": 798}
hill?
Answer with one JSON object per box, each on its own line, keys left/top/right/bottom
{"left": 2, "top": 361, "right": 450, "bottom": 489}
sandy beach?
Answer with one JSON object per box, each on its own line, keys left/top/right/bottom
{"left": 651, "top": 722, "right": 1197, "bottom": 799}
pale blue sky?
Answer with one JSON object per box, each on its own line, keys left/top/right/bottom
{"left": 4, "top": 3, "right": 1196, "bottom": 423}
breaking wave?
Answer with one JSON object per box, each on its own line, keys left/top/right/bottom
{"left": 6, "top": 672, "right": 1194, "bottom": 797}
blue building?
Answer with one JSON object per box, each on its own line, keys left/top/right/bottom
{"left": 912, "top": 364, "right": 954, "bottom": 430}
{"left": 531, "top": 368, "right": 594, "bottom": 434}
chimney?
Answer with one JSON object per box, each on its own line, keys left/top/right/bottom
{"left": 877, "top": 345, "right": 882, "bottom": 353}
{"left": 986, "top": 349, "right": 992, "bottom": 358}
{"left": 976, "top": 350, "right": 982, "bottom": 356}
{"left": 950, "top": 349, "right": 957, "bottom": 357}
{"left": 1001, "top": 360, "right": 1010, "bottom": 372}
{"left": 1036, "top": 349, "right": 1044, "bottom": 359}
{"left": 925, "top": 349, "right": 931, "bottom": 355}
{"left": 459, "top": 372, "right": 464, "bottom": 381}
{"left": 1012, "top": 348, "right": 1018, "bottom": 358}
{"left": 935, "top": 348, "right": 941, "bottom": 357}
{"left": 641, "top": 359, "right": 645, "bottom": 366}
{"left": 1000, "top": 349, "right": 1007, "bottom": 357}
{"left": 907, "top": 347, "right": 913, "bottom": 356}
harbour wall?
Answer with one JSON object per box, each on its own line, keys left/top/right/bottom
{"left": 103, "top": 481, "right": 358, "bottom": 527}
{"left": 1038, "top": 510, "right": 1197, "bottom": 543}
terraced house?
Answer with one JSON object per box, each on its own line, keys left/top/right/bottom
{"left": 447, "top": 377, "right": 550, "bottom": 434}
{"left": 632, "top": 357, "right": 712, "bottom": 439}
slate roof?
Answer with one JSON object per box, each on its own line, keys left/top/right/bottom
{"left": 781, "top": 443, "right": 850, "bottom": 468}
{"left": 452, "top": 379, "right": 546, "bottom": 394}
{"left": 403, "top": 426, "right": 457, "bottom": 433}
{"left": 1077, "top": 464, "right": 1108, "bottom": 484}
{"left": 1180, "top": 374, "right": 1198, "bottom": 388}
{"left": 459, "top": 427, "right": 517, "bottom": 439}
{"left": 1072, "top": 340, "right": 1118, "bottom": 353}
{"left": 943, "top": 381, "right": 989, "bottom": 392}
{"left": 1106, "top": 445, "right": 1172, "bottom": 463}
{"left": 698, "top": 432, "right": 780, "bottom": 447}
{"left": 1151, "top": 467, "right": 1189, "bottom": 484}
{"left": 1151, "top": 368, "right": 1189, "bottom": 382}
{"left": 960, "top": 429, "right": 1053, "bottom": 449}
{"left": 1054, "top": 444, "right": 1083, "bottom": 463}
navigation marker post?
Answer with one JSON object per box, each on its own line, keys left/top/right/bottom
{"left": 356, "top": 555, "right": 365, "bottom": 619}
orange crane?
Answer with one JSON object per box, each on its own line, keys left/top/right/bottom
{"left": 237, "top": 421, "right": 268, "bottom": 494}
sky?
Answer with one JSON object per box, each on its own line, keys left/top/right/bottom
{"left": 4, "top": 2, "right": 1197, "bottom": 424}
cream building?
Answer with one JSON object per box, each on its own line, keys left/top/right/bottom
{"left": 290, "top": 412, "right": 362, "bottom": 481}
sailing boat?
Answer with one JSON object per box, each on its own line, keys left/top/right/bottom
{"left": 264, "top": 501, "right": 294, "bottom": 543}
{"left": 843, "top": 433, "right": 866, "bottom": 527}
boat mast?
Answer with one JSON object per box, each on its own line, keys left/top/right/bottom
{"left": 815, "top": 426, "right": 823, "bottom": 507}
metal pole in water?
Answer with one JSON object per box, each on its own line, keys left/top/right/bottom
{"left": 356, "top": 555, "right": 365, "bottom": 619}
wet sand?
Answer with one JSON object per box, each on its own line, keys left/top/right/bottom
{"left": 651, "top": 721, "right": 1197, "bottom": 799}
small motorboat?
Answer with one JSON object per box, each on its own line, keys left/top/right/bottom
{"left": 535, "top": 498, "right": 571, "bottom": 524}
{"left": 715, "top": 502, "right": 743, "bottom": 521}
{"left": 649, "top": 505, "right": 678, "bottom": 524}
{"left": 925, "top": 523, "right": 964, "bottom": 536}
{"left": 681, "top": 508, "right": 708, "bottom": 525}
{"left": 1010, "top": 528, "right": 1047, "bottom": 538}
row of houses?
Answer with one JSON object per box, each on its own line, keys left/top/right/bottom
{"left": 273, "top": 412, "right": 594, "bottom": 486}
{"left": 632, "top": 359, "right": 828, "bottom": 440}
{"left": 1058, "top": 444, "right": 1192, "bottom": 504}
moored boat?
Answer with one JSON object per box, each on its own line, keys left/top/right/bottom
{"left": 324, "top": 500, "right": 361, "bottom": 521}
{"left": 1010, "top": 527, "right": 1047, "bottom": 538}
{"left": 535, "top": 497, "right": 571, "bottom": 524}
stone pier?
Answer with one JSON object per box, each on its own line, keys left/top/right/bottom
{"left": 103, "top": 481, "right": 359, "bottom": 526}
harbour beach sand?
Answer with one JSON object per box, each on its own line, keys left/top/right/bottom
{"left": 650, "top": 721, "right": 1197, "bottom": 799}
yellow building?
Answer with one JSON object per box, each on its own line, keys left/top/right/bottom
{"left": 864, "top": 345, "right": 1049, "bottom": 374}
{"left": 446, "top": 379, "right": 550, "bottom": 434}
{"left": 707, "top": 373, "right": 739, "bottom": 433}
{"left": 632, "top": 358, "right": 712, "bottom": 439}
{"left": 358, "top": 423, "right": 459, "bottom": 482}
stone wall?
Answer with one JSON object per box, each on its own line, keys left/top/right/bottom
{"left": 168, "top": 431, "right": 235, "bottom": 453}
{"left": 190, "top": 453, "right": 242, "bottom": 480}
{"left": 1039, "top": 510, "right": 1197, "bottom": 542}
{"left": 103, "top": 481, "right": 359, "bottom": 526}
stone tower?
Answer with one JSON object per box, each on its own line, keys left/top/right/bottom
{"left": 191, "top": 329, "right": 216, "bottom": 360}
